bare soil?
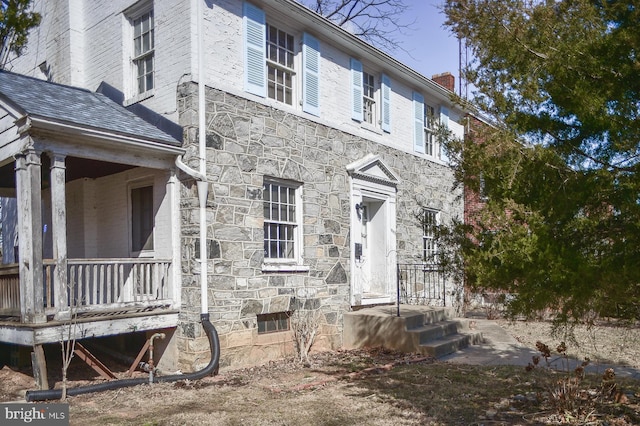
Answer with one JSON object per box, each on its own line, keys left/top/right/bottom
{"left": 1, "top": 320, "right": 640, "bottom": 425}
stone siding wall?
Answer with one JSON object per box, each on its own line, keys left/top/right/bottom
{"left": 176, "top": 82, "right": 462, "bottom": 369}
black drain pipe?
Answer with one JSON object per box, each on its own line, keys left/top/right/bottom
{"left": 25, "top": 314, "right": 219, "bottom": 402}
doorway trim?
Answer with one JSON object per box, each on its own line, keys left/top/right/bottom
{"left": 347, "top": 154, "right": 400, "bottom": 306}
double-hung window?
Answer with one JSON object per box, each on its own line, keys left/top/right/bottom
{"left": 263, "top": 179, "right": 301, "bottom": 262}
{"left": 244, "top": 3, "right": 321, "bottom": 114}
{"left": 266, "top": 24, "right": 294, "bottom": 105}
{"left": 132, "top": 9, "right": 154, "bottom": 95}
{"left": 362, "top": 71, "right": 376, "bottom": 125}
{"left": 422, "top": 209, "right": 439, "bottom": 264}
{"left": 424, "top": 104, "right": 439, "bottom": 158}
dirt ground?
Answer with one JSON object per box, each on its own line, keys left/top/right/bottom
{"left": 1, "top": 319, "right": 640, "bottom": 425}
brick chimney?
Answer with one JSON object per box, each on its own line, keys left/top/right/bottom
{"left": 432, "top": 72, "right": 455, "bottom": 92}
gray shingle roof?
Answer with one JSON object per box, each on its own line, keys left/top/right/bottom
{"left": 0, "top": 70, "right": 181, "bottom": 146}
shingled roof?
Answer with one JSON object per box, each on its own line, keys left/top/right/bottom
{"left": 0, "top": 70, "right": 181, "bottom": 146}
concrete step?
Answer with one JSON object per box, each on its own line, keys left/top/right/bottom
{"left": 419, "top": 331, "right": 484, "bottom": 358}
{"left": 342, "top": 305, "right": 484, "bottom": 358}
{"left": 410, "top": 320, "right": 461, "bottom": 344}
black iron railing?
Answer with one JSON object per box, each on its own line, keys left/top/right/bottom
{"left": 396, "top": 263, "right": 446, "bottom": 316}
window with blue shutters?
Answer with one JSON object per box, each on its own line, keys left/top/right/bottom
{"left": 302, "top": 33, "right": 320, "bottom": 116}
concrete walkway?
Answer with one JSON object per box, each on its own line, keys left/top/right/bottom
{"left": 440, "top": 318, "right": 640, "bottom": 380}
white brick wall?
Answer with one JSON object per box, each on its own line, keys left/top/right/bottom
{"left": 10, "top": 0, "right": 463, "bottom": 158}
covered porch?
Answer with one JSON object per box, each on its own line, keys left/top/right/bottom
{"left": 0, "top": 71, "right": 185, "bottom": 389}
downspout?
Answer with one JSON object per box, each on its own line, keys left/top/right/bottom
{"left": 26, "top": 0, "right": 219, "bottom": 401}
{"left": 25, "top": 320, "right": 220, "bottom": 401}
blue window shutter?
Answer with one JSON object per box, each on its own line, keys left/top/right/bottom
{"left": 243, "top": 2, "right": 266, "bottom": 97}
{"left": 302, "top": 33, "right": 320, "bottom": 116}
{"left": 381, "top": 73, "right": 391, "bottom": 132}
{"left": 413, "top": 92, "right": 425, "bottom": 153}
{"left": 350, "top": 58, "right": 363, "bottom": 122}
{"left": 440, "top": 105, "right": 450, "bottom": 128}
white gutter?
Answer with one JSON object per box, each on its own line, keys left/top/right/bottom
{"left": 197, "top": 0, "right": 209, "bottom": 316}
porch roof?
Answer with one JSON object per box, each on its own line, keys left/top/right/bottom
{"left": 0, "top": 70, "right": 181, "bottom": 146}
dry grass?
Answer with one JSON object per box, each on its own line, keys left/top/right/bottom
{"left": 1, "top": 321, "right": 640, "bottom": 425}
{"left": 498, "top": 319, "right": 640, "bottom": 369}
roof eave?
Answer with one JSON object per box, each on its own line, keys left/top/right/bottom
{"left": 26, "top": 115, "right": 185, "bottom": 156}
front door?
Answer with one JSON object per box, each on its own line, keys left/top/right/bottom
{"left": 355, "top": 198, "right": 387, "bottom": 299}
{"left": 348, "top": 154, "right": 399, "bottom": 307}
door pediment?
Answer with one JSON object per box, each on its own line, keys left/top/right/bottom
{"left": 346, "top": 154, "right": 400, "bottom": 187}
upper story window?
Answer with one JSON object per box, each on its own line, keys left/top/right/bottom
{"left": 350, "top": 59, "right": 391, "bottom": 131}
{"left": 413, "top": 92, "right": 442, "bottom": 159}
{"left": 424, "top": 104, "right": 439, "bottom": 158}
{"left": 266, "top": 24, "right": 294, "bottom": 105}
{"left": 362, "top": 71, "right": 376, "bottom": 125}
{"left": 132, "top": 9, "right": 154, "bottom": 95}
{"left": 243, "top": 3, "right": 321, "bottom": 116}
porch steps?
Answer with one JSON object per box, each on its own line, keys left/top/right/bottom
{"left": 343, "top": 305, "right": 484, "bottom": 359}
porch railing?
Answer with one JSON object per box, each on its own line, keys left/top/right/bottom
{"left": 397, "top": 263, "right": 446, "bottom": 308}
{"left": 0, "top": 264, "right": 20, "bottom": 316}
{"left": 42, "top": 258, "right": 173, "bottom": 314}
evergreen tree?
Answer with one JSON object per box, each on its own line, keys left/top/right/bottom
{"left": 442, "top": 0, "right": 640, "bottom": 322}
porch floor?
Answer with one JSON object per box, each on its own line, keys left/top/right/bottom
{"left": 0, "top": 305, "right": 178, "bottom": 346}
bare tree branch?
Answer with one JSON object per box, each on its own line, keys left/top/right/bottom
{"left": 296, "top": 0, "right": 416, "bottom": 53}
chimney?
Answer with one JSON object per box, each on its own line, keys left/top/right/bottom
{"left": 432, "top": 72, "right": 455, "bottom": 92}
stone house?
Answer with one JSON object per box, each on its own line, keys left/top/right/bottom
{"left": 0, "top": 0, "right": 466, "bottom": 379}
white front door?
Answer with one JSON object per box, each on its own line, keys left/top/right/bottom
{"left": 355, "top": 198, "right": 387, "bottom": 298}
{"left": 347, "top": 154, "right": 399, "bottom": 307}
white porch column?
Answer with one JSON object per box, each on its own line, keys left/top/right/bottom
{"left": 50, "top": 153, "right": 69, "bottom": 320}
{"left": 15, "top": 149, "right": 45, "bottom": 323}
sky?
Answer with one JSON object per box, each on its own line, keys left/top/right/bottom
{"left": 389, "top": 1, "right": 461, "bottom": 90}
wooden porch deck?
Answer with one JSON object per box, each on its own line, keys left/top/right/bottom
{"left": 0, "top": 258, "right": 178, "bottom": 345}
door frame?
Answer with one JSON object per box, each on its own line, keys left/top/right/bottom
{"left": 347, "top": 154, "right": 399, "bottom": 306}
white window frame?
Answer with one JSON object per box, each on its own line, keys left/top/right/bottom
{"left": 424, "top": 104, "right": 440, "bottom": 159}
{"left": 422, "top": 209, "right": 440, "bottom": 264}
{"left": 266, "top": 23, "right": 296, "bottom": 105}
{"left": 262, "top": 178, "right": 306, "bottom": 271}
{"left": 362, "top": 70, "right": 376, "bottom": 125}
{"left": 124, "top": 1, "right": 155, "bottom": 104}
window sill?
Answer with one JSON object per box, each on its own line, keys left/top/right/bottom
{"left": 124, "top": 89, "right": 155, "bottom": 106}
{"left": 359, "top": 122, "right": 383, "bottom": 135}
{"left": 262, "top": 263, "right": 309, "bottom": 273}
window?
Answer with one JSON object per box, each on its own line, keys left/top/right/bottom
{"left": 257, "top": 312, "right": 290, "bottom": 334}
{"left": 263, "top": 179, "right": 301, "bottom": 260}
{"left": 132, "top": 9, "right": 154, "bottom": 95}
{"left": 266, "top": 24, "right": 294, "bottom": 105}
{"left": 362, "top": 71, "right": 376, "bottom": 124}
{"left": 424, "top": 104, "right": 439, "bottom": 158}
{"left": 422, "top": 209, "right": 439, "bottom": 263}
{"left": 131, "top": 186, "right": 154, "bottom": 252}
